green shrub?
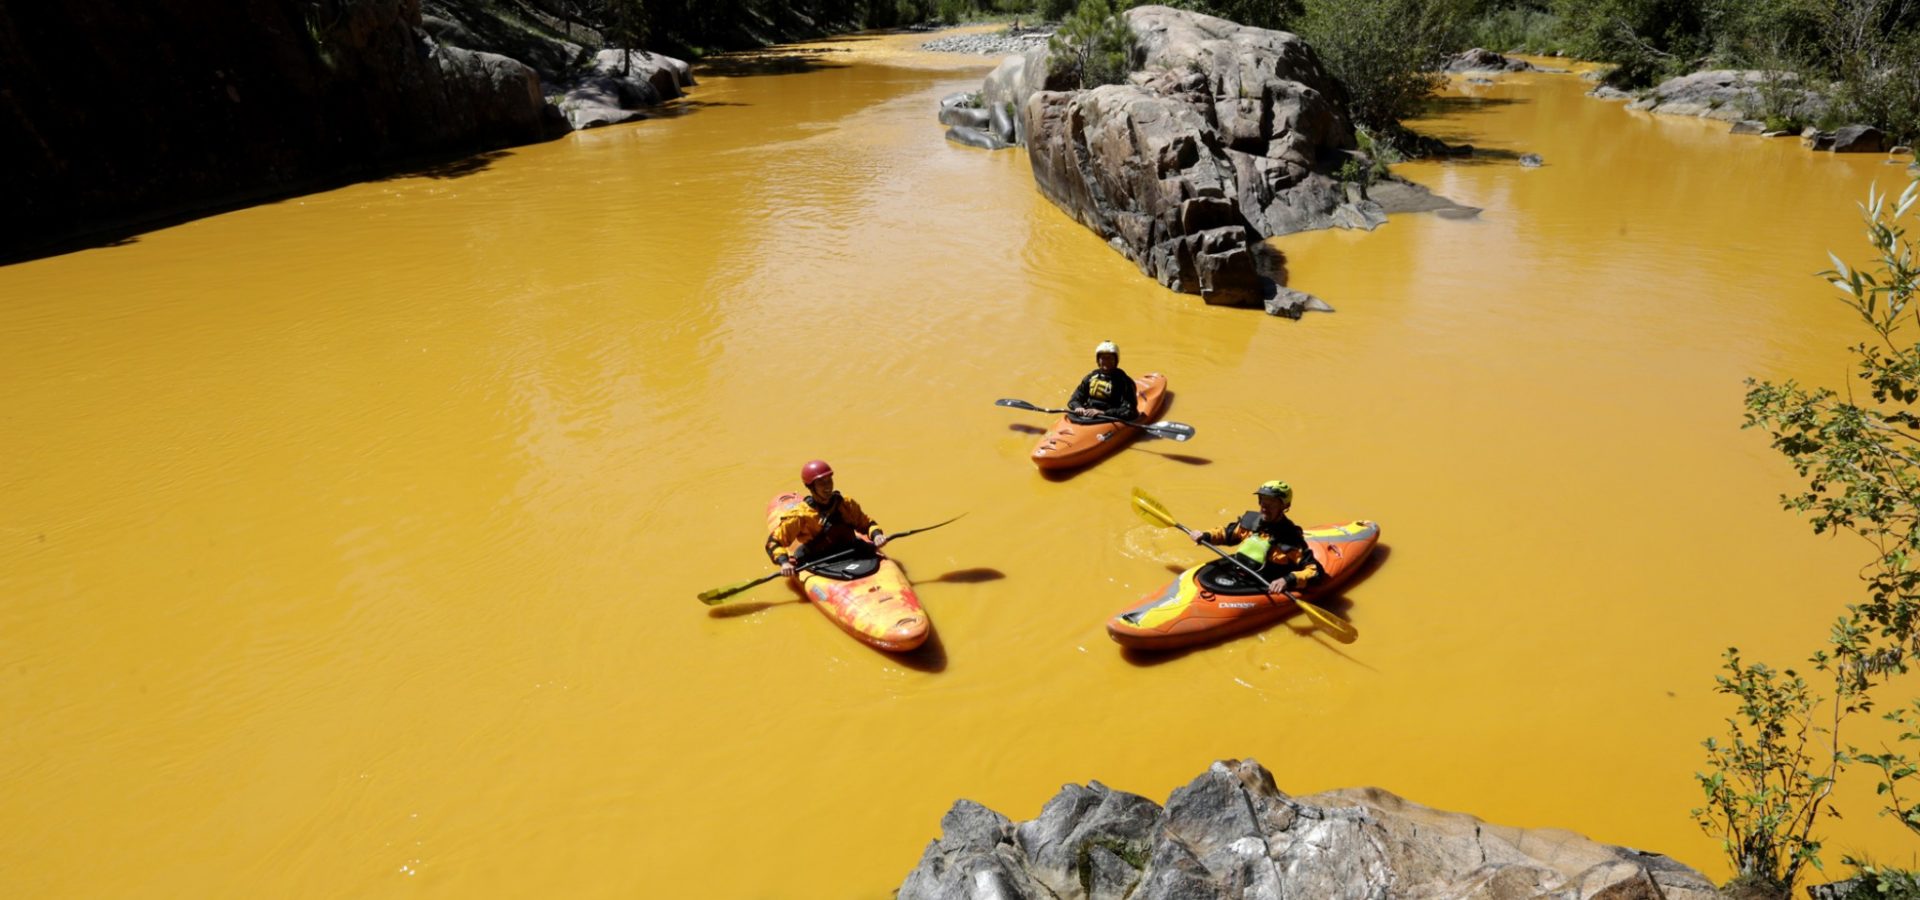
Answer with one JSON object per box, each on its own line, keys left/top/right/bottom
{"left": 1850, "top": 863, "right": 1920, "bottom": 900}
{"left": 1196, "top": 0, "right": 1303, "bottom": 30}
{"left": 1691, "top": 649, "right": 1837, "bottom": 893}
{"left": 1039, "top": 0, "right": 1077, "bottom": 20}
{"left": 1466, "top": 6, "right": 1563, "bottom": 53}
{"left": 1722, "top": 177, "right": 1920, "bottom": 895}
{"left": 1047, "top": 0, "right": 1139, "bottom": 88}
{"left": 1296, "top": 0, "right": 1462, "bottom": 129}
{"left": 1832, "top": 30, "right": 1920, "bottom": 146}
{"left": 1550, "top": 0, "right": 1706, "bottom": 87}
{"left": 1762, "top": 113, "right": 1804, "bottom": 133}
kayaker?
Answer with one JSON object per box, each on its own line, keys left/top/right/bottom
{"left": 767, "top": 459, "right": 890, "bottom": 577}
{"left": 1182, "top": 481, "right": 1321, "bottom": 594}
{"left": 1068, "top": 340, "right": 1138, "bottom": 424}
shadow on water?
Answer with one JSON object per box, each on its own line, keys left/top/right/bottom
{"left": 893, "top": 627, "right": 948, "bottom": 673}
{"left": 706, "top": 597, "right": 803, "bottom": 618}
{"left": 641, "top": 98, "right": 751, "bottom": 120}
{"left": 696, "top": 47, "right": 852, "bottom": 78}
{"left": 1434, "top": 146, "right": 1539, "bottom": 167}
{"left": 1118, "top": 599, "right": 1372, "bottom": 669}
{"left": 3, "top": 144, "right": 521, "bottom": 265}
{"left": 1254, "top": 242, "right": 1290, "bottom": 286}
{"left": 1130, "top": 446, "right": 1212, "bottom": 465}
{"left": 1424, "top": 95, "right": 1530, "bottom": 113}
{"left": 1007, "top": 423, "right": 1048, "bottom": 436}
{"left": 917, "top": 567, "right": 1006, "bottom": 585}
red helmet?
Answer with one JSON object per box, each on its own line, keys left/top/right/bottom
{"left": 800, "top": 459, "right": 834, "bottom": 486}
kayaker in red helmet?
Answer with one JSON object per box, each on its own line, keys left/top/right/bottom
{"left": 766, "top": 459, "right": 889, "bottom": 577}
{"left": 1068, "top": 340, "right": 1138, "bottom": 424}
{"left": 1182, "top": 480, "right": 1322, "bottom": 594}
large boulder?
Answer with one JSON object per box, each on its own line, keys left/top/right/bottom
{"left": 1830, "top": 124, "right": 1887, "bottom": 153}
{"left": 552, "top": 48, "right": 696, "bottom": 130}
{"left": 1016, "top": 6, "right": 1404, "bottom": 307}
{"left": 899, "top": 759, "right": 1722, "bottom": 900}
{"left": 587, "top": 48, "right": 694, "bottom": 103}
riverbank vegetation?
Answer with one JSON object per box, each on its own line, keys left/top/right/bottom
{"left": 1699, "top": 178, "right": 1920, "bottom": 896}
{"left": 479, "top": 0, "right": 1920, "bottom": 143}
{"left": 1466, "top": 0, "right": 1920, "bottom": 143}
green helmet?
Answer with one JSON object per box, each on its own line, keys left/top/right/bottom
{"left": 1255, "top": 480, "right": 1292, "bottom": 505}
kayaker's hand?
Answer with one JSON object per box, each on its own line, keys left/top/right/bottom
{"left": 871, "top": 532, "right": 889, "bottom": 548}
{"left": 1183, "top": 527, "right": 1205, "bottom": 543}
{"left": 779, "top": 560, "right": 796, "bottom": 577}
{"left": 1072, "top": 407, "right": 1092, "bottom": 417}
{"left": 1268, "top": 577, "right": 1291, "bottom": 595}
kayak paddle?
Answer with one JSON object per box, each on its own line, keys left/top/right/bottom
{"left": 1129, "top": 487, "right": 1357, "bottom": 643}
{"left": 696, "top": 514, "right": 966, "bottom": 605}
{"left": 994, "top": 398, "right": 1196, "bottom": 442}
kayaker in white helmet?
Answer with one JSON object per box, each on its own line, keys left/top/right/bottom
{"left": 767, "top": 459, "right": 889, "bottom": 577}
{"left": 1182, "top": 480, "right": 1321, "bottom": 595}
{"left": 1067, "top": 340, "right": 1138, "bottom": 424}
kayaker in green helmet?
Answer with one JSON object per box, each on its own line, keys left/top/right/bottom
{"left": 767, "top": 459, "right": 889, "bottom": 577}
{"left": 1067, "top": 340, "right": 1138, "bottom": 424}
{"left": 1182, "top": 480, "right": 1322, "bottom": 594}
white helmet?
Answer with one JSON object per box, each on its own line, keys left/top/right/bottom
{"left": 1094, "top": 340, "right": 1119, "bottom": 357}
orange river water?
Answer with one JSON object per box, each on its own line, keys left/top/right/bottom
{"left": 3, "top": 26, "right": 1918, "bottom": 898}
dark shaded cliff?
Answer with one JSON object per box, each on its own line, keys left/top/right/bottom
{"left": 0, "top": 0, "right": 549, "bottom": 260}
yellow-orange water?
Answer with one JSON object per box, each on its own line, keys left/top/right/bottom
{"left": 4, "top": 29, "right": 1918, "bottom": 896}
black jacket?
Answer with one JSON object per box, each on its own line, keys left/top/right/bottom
{"left": 1204, "top": 511, "right": 1322, "bottom": 587}
{"left": 1067, "top": 367, "right": 1137, "bottom": 421}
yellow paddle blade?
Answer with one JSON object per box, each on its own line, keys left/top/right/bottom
{"left": 1130, "top": 487, "right": 1180, "bottom": 529}
{"left": 1295, "top": 597, "right": 1358, "bottom": 644}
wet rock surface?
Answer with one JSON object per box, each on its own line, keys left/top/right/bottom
{"left": 899, "top": 759, "right": 1723, "bottom": 900}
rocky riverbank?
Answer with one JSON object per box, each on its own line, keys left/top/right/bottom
{"left": 922, "top": 26, "right": 1053, "bottom": 56}
{"left": 1, "top": 0, "right": 690, "bottom": 261}
{"left": 1580, "top": 68, "right": 1913, "bottom": 159}
{"left": 899, "top": 759, "right": 1721, "bottom": 899}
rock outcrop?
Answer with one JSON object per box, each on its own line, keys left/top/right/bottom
{"left": 1626, "top": 70, "right": 1826, "bottom": 124}
{"left": 551, "top": 49, "right": 695, "bottom": 130}
{"left": 987, "top": 6, "right": 1461, "bottom": 309}
{"left": 1, "top": 0, "right": 560, "bottom": 258}
{"left": 899, "top": 759, "right": 1723, "bottom": 900}
{"left": 1445, "top": 48, "right": 1538, "bottom": 73}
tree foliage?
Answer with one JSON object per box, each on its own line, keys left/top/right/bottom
{"left": 1296, "top": 0, "right": 1463, "bottom": 130}
{"left": 1704, "top": 177, "right": 1920, "bottom": 892}
{"left": 1692, "top": 649, "right": 1844, "bottom": 892}
{"left": 1048, "top": 0, "right": 1140, "bottom": 89}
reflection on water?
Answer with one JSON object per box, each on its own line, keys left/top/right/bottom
{"left": 0, "top": 32, "right": 1913, "bottom": 898}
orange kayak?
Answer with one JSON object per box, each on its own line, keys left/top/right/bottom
{"left": 764, "top": 492, "right": 930, "bottom": 652}
{"left": 1030, "top": 373, "right": 1169, "bottom": 471}
{"left": 1106, "top": 520, "right": 1380, "bottom": 650}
